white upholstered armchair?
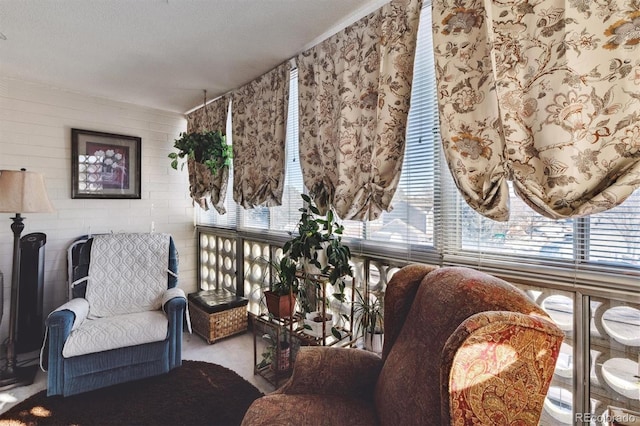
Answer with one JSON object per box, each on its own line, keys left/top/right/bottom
{"left": 44, "top": 233, "right": 186, "bottom": 396}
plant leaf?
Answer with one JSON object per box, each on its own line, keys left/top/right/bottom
{"left": 331, "top": 327, "right": 342, "bottom": 339}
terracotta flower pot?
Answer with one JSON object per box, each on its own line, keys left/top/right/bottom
{"left": 264, "top": 291, "right": 296, "bottom": 318}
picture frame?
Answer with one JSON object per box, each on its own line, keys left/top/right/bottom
{"left": 71, "top": 128, "right": 142, "bottom": 199}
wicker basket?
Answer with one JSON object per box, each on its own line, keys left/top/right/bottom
{"left": 188, "top": 289, "right": 248, "bottom": 344}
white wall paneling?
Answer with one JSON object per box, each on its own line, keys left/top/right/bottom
{"left": 0, "top": 77, "right": 197, "bottom": 342}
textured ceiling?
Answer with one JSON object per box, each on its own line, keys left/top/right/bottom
{"left": 0, "top": 0, "right": 389, "bottom": 113}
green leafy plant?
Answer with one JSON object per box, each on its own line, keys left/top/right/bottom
{"left": 257, "top": 326, "right": 290, "bottom": 370}
{"left": 283, "top": 193, "right": 325, "bottom": 270}
{"left": 352, "top": 288, "right": 384, "bottom": 339}
{"left": 283, "top": 193, "right": 353, "bottom": 308}
{"left": 324, "top": 213, "right": 352, "bottom": 303}
{"left": 168, "top": 130, "right": 232, "bottom": 176}
{"left": 265, "top": 255, "right": 300, "bottom": 296}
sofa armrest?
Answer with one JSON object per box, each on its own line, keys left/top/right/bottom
{"left": 278, "top": 346, "right": 383, "bottom": 400}
{"left": 162, "top": 287, "right": 188, "bottom": 330}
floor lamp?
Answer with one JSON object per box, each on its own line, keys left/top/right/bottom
{"left": 0, "top": 169, "right": 54, "bottom": 390}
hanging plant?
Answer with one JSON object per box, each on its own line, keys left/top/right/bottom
{"left": 168, "top": 130, "right": 232, "bottom": 176}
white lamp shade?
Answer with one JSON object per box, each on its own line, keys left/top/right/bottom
{"left": 0, "top": 169, "right": 55, "bottom": 214}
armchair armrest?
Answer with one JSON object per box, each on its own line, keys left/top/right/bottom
{"left": 162, "top": 287, "right": 187, "bottom": 313}
{"left": 47, "top": 298, "right": 90, "bottom": 335}
{"left": 161, "top": 287, "right": 187, "bottom": 368}
{"left": 442, "top": 311, "right": 564, "bottom": 424}
{"left": 162, "top": 287, "right": 188, "bottom": 330}
{"left": 278, "top": 346, "right": 383, "bottom": 400}
{"left": 43, "top": 298, "right": 90, "bottom": 392}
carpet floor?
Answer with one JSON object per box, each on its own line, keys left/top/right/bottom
{"left": 0, "top": 360, "right": 263, "bottom": 426}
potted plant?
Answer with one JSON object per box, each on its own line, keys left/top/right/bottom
{"left": 261, "top": 256, "right": 299, "bottom": 319}
{"left": 283, "top": 194, "right": 353, "bottom": 304}
{"left": 353, "top": 288, "right": 384, "bottom": 353}
{"left": 303, "top": 311, "right": 333, "bottom": 338}
{"left": 282, "top": 194, "right": 352, "bottom": 339}
{"left": 168, "top": 130, "right": 233, "bottom": 211}
{"left": 257, "top": 328, "right": 291, "bottom": 373}
{"left": 168, "top": 130, "right": 232, "bottom": 175}
{"left": 283, "top": 194, "right": 326, "bottom": 276}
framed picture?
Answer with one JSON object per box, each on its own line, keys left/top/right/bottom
{"left": 71, "top": 128, "right": 142, "bottom": 199}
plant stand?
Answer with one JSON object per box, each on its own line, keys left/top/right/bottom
{"left": 250, "top": 313, "right": 300, "bottom": 388}
{"left": 295, "top": 273, "right": 354, "bottom": 346}
{"left": 303, "top": 311, "right": 333, "bottom": 338}
{"left": 251, "top": 273, "right": 356, "bottom": 389}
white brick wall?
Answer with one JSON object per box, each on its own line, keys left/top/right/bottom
{"left": 0, "top": 77, "right": 198, "bottom": 341}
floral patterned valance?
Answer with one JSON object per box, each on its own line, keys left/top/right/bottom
{"left": 433, "top": 0, "right": 640, "bottom": 221}
{"left": 297, "top": 0, "right": 423, "bottom": 221}
{"left": 232, "top": 62, "right": 290, "bottom": 209}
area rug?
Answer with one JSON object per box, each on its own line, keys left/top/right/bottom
{"left": 0, "top": 360, "right": 263, "bottom": 426}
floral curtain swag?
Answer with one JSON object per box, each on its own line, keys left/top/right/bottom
{"left": 433, "top": 0, "right": 640, "bottom": 221}
{"left": 232, "top": 62, "right": 290, "bottom": 209}
{"left": 297, "top": 0, "right": 423, "bottom": 221}
{"left": 185, "top": 95, "right": 230, "bottom": 214}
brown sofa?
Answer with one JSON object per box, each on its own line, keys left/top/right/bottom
{"left": 242, "top": 265, "right": 564, "bottom": 425}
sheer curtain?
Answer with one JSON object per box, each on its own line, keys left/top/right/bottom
{"left": 297, "top": 0, "right": 423, "bottom": 221}
{"left": 433, "top": 0, "right": 640, "bottom": 221}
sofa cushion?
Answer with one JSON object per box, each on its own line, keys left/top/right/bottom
{"left": 86, "top": 233, "right": 170, "bottom": 318}
{"left": 62, "top": 310, "right": 169, "bottom": 358}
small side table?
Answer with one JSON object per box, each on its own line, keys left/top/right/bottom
{"left": 188, "top": 289, "right": 248, "bottom": 344}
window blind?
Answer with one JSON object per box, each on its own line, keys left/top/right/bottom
{"left": 267, "top": 67, "right": 305, "bottom": 233}
{"left": 364, "top": 5, "right": 438, "bottom": 249}
{"left": 440, "top": 136, "right": 640, "bottom": 289}
{"left": 585, "top": 191, "right": 640, "bottom": 270}
{"left": 432, "top": 1, "right": 640, "bottom": 289}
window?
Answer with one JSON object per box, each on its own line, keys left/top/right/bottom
{"left": 441, "top": 176, "right": 640, "bottom": 281}
{"left": 443, "top": 182, "right": 575, "bottom": 264}
{"left": 588, "top": 190, "right": 640, "bottom": 268}
{"left": 197, "top": 4, "right": 640, "bottom": 284}
{"left": 364, "top": 8, "right": 438, "bottom": 247}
